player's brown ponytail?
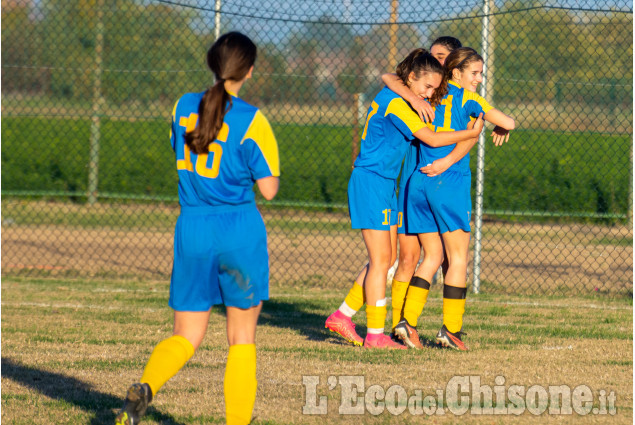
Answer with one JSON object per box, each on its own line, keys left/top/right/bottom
{"left": 185, "top": 32, "right": 257, "bottom": 155}
{"left": 395, "top": 48, "right": 446, "bottom": 107}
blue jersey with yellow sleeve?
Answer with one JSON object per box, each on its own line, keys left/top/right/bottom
{"left": 419, "top": 81, "right": 493, "bottom": 173}
{"left": 355, "top": 87, "right": 426, "bottom": 180}
{"left": 170, "top": 91, "right": 279, "bottom": 207}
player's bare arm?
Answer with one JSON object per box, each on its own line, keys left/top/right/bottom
{"left": 420, "top": 119, "right": 479, "bottom": 177}
{"left": 256, "top": 176, "right": 279, "bottom": 200}
{"left": 414, "top": 113, "right": 484, "bottom": 148}
{"left": 484, "top": 108, "right": 515, "bottom": 146}
{"left": 382, "top": 73, "right": 435, "bottom": 122}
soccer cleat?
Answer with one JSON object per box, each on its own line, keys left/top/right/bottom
{"left": 364, "top": 333, "right": 407, "bottom": 349}
{"left": 436, "top": 325, "right": 468, "bottom": 351}
{"left": 115, "top": 383, "right": 152, "bottom": 425}
{"left": 325, "top": 311, "right": 363, "bottom": 346}
{"left": 393, "top": 319, "right": 423, "bottom": 349}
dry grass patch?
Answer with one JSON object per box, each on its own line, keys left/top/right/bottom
{"left": 1, "top": 277, "right": 632, "bottom": 424}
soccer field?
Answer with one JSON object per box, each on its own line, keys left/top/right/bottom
{"left": 1, "top": 277, "right": 632, "bottom": 424}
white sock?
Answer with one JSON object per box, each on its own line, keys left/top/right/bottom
{"left": 338, "top": 302, "right": 357, "bottom": 317}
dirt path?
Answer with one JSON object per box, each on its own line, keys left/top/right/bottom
{"left": 2, "top": 217, "right": 631, "bottom": 296}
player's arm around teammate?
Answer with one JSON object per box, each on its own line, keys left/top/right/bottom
{"left": 325, "top": 48, "right": 482, "bottom": 350}
{"left": 115, "top": 32, "right": 279, "bottom": 425}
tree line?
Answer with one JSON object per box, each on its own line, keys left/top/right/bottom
{"left": 2, "top": 0, "right": 631, "bottom": 107}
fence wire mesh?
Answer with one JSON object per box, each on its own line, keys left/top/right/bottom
{"left": 2, "top": 0, "right": 633, "bottom": 296}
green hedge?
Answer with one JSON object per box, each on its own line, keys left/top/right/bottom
{"left": 1, "top": 117, "right": 630, "bottom": 219}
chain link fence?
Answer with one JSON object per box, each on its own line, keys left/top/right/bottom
{"left": 2, "top": 0, "right": 632, "bottom": 296}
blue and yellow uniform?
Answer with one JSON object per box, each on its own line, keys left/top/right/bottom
{"left": 169, "top": 90, "right": 279, "bottom": 311}
{"left": 397, "top": 140, "right": 420, "bottom": 234}
{"left": 407, "top": 81, "right": 492, "bottom": 234}
{"left": 349, "top": 87, "right": 426, "bottom": 230}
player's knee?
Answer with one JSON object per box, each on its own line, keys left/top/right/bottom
{"left": 446, "top": 255, "right": 468, "bottom": 272}
{"left": 390, "top": 251, "right": 398, "bottom": 267}
{"left": 173, "top": 330, "right": 204, "bottom": 350}
{"left": 432, "top": 252, "right": 445, "bottom": 269}
{"left": 398, "top": 250, "right": 420, "bottom": 275}
{"left": 369, "top": 254, "right": 393, "bottom": 272}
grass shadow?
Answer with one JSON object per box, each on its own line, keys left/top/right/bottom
{"left": 258, "top": 299, "right": 336, "bottom": 343}
{"left": 0, "top": 357, "right": 187, "bottom": 425}
{"left": 419, "top": 335, "right": 445, "bottom": 350}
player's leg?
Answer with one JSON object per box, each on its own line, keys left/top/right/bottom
{"left": 115, "top": 310, "right": 204, "bottom": 425}
{"left": 392, "top": 176, "right": 421, "bottom": 331}
{"left": 224, "top": 303, "right": 262, "bottom": 425}
{"left": 325, "top": 168, "right": 371, "bottom": 345}
{"left": 424, "top": 170, "right": 470, "bottom": 350}
{"left": 437, "top": 229, "right": 470, "bottom": 351}
{"left": 394, "top": 232, "right": 443, "bottom": 348}
{"left": 218, "top": 206, "right": 271, "bottom": 425}
{"left": 362, "top": 227, "right": 405, "bottom": 349}
{"left": 326, "top": 223, "right": 398, "bottom": 345}
{"left": 325, "top": 264, "right": 366, "bottom": 346}
{"left": 141, "top": 310, "right": 207, "bottom": 394}
{"left": 116, "top": 213, "right": 213, "bottom": 425}
{"left": 390, "top": 233, "right": 420, "bottom": 330}
{"left": 432, "top": 244, "right": 449, "bottom": 285}
{"left": 407, "top": 232, "right": 444, "bottom": 322}
{"left": 327, "top": 168, "right": 396, "bottom": 347}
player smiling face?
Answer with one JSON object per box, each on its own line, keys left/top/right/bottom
{"left": 407, "top": 72, "right": 442, "bottom": 100}
{"left": 453, "top": 60, "right": 483, "bottom": 93}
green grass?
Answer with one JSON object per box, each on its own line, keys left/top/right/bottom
{"left": 2, "top": 117, "right": 631, "bottom": 219}
{"left": 1, "top": 276, "right": 632, "bottom": 424}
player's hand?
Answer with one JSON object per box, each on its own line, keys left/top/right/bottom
{"left": 411, "top": 97, "right": 435, "bottom": 123}
{"left": 491, "top": 126, "right": 511, "bottom": 146}
{"left": 472, "top": 113, "right": 485, "bottom": 134}
{"left": 420, "top": 158, "right": 451, "bottom": 177}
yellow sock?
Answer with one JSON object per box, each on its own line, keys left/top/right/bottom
{"left": 390, "top": 279, "right": 409, "bottom": 329}
{"left": 343, "top": 281, "right": 364, "bottom": 312}
{"left": 225, "top": 344, "right": 257, "bottom": 425}
{"left": 443, "top": 285, "right": 467, "bottom": 334}
{"left": 140, "top": 335, "right": 195, "bottom": 396}
{"left": 403, "top": 277, "right": 431, "bottom": 327}
{"left": 365, "top": 304, "right": 387, "bottom": 332}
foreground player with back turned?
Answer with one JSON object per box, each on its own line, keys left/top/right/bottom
{"left": 115, "top": 32, "right": 279, "bottom": 425}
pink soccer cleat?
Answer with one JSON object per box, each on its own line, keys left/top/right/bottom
{"left": 325, "top": 310, "right": 363, "bottom": 346}
{"left": 363, "top": 333, "right": 407, "bottom": 349}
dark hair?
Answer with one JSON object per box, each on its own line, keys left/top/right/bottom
{"left": 444, "top": 47, "right": 483, "bottom": 82}
{"left": 185, "top": 32, "right": 257, "bottom": 154}
{"left": 430, "top": 36, "right": 462, "bottom": 52}
{"left": 395, "top": 48, "right": 446, "bottom": 106}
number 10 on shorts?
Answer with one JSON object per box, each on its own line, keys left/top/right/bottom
{"left": 382, "top": 209, "right": 391, "bottom": 226}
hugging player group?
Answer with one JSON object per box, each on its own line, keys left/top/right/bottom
{"left": 326, "top": 36, "right": 515, "bottom": 351}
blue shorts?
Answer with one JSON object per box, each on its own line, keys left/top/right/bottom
{"left": 397, "top": 177, "right": 418, "bottom": 236}
{"left": 406, "top": 170, "right": 472, "bottom": 234}
{"left": 169, "top": 204, "right": 269, "bottom": 311}
{"left": 348, "top": 167, "right": 397, "bottom": 230}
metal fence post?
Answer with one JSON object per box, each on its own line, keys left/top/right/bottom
{"left": 214, "top": 0, "right": 222, "bottom": 40}
{"left": 472, "top": 0, "right": 494, "bottom": 293}
{"left": 87, "top": 0, "right": 104, "bottom": 205}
